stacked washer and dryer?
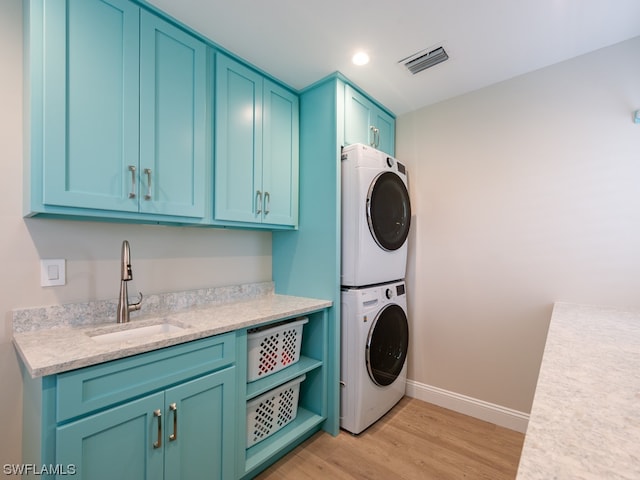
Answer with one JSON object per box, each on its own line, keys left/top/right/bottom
{"left": 340, "top": 143, "right": 412, "bottom": 434}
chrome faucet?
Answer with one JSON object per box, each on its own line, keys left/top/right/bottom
{"left": 117, "top": 240, "right": 143, "bottom": 323}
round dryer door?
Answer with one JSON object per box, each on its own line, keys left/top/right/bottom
{"left": 366, "top": 303, "right": 409, "bottom": 387}
{"left": 366, "top": 171, "right": 411, "bottom": 251}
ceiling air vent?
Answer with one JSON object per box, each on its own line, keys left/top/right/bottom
{"left": 400, "top": 46, "right": 449, "bottom": 75}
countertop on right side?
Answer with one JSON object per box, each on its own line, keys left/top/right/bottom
{"left": 516, "top": 302, "right": 640, "bottom": 479}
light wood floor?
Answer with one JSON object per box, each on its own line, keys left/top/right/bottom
{"left": 255, "top": 397, "right": 525, "bottom": 480}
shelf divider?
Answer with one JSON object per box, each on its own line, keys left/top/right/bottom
{"left": 246, "top": 356, "right": 322, "bottom": 401}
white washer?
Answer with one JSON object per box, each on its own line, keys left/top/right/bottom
{"left": 340, "top": 280, "right": 408, "bottom": 434}
{"left": 341, "top": 143, "right": 411, "bottom": 287}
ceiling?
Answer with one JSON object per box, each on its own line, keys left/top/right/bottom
{"left": 147, "top": 0, "right": 640, "bottom": 116}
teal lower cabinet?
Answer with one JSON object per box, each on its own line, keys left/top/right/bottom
{"left": 21, "top": 308, "right": 333, "bottom": 480}
{"left": 56, "top": 392, "right": 165, "bottom": 480}
{"left": 162, "top": 372, "right": 235, "bottom": 479}
{"left": 22, "top": 333, "right": 237, "bottom": 480}
{"left": 56, "top": 369, "right": 235, "bottom": 480}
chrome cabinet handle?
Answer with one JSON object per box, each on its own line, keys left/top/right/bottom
{"left": 153, "top": 409, "right": 162, "bottom": 449}
{"left": 169, "top": 403, "right": 177, "bottom": 442}
{"left": 256, "top": 190, "right": 263, "bottom": 215}
{"left": 144, "top": 168, "right": 152, "bottom": 200}
{"left": 128, "top": 165, "right": 137, "bottom": 199}
{"left": 373, "top": 127, "right": 380, "bottom": 148}
{"left": 264, "top": 191, "right": 270, "bottom": 215}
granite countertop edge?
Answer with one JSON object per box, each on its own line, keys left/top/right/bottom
{"left": 13, "top": 288, "right": 332, "bottom": 378}
{"left": 516, "top": 301, "right": 640, "bottom": 479}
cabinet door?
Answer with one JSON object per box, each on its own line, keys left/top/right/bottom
{"left": 215, "top": 55, "right": 263, "bottom": 223}
{"left": 344, "top": 84, "right": 395, "bottom": 155}
{"left": 262, "top": 80, "right": 299, "bottom": 227}
{"left": 139, "top": 12, "right": 207, "bottom": 218}
{"left": 372, "top": 109, "right": 395, "bottom": 156}
{"left": 344, "top": 84, "right": 374, "bottom": 148}
{"left": 163, "top": 367, "right": 236, "bottom": 480}
{"left": 56, "top": 392, "right": 164, "bottom": 480}
{"left": 42, "top": 0, "right": 140, "bottom": 212}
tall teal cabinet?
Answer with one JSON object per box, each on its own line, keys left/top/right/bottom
{"left": 272, "top": 73, "right": 395, "bottom": 442}
{"left": 27, "top": 0, "right": 207, "bottom": 221}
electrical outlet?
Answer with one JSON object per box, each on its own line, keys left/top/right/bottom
{"left": 41, "top": 259, "right": 66, "bottom": 287}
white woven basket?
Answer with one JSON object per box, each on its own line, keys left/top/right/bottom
{"left": 247, "top": 317, "right": 308, "bottom": 382}
{"left": 246, "top": 374, "right": 306, "bottom": 447}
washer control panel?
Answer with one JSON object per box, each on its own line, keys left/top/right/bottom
{"left": 383, "top": 283, "right": 405, "bottom": 301}
{"left": 348, "top": 281, "right": 406, "bottom": 313}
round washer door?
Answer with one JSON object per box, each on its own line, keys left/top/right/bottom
{"left": 366, "top": 303, "right": 409, "bottom": 387}
{"left": 366, "top": 171, "right": 411, "bottom": 251}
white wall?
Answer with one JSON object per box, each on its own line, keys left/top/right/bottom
{"left": 397, "top": 36, "right": 640, "bottom": 414}
{"left": 0, "top": 0, "right": 272, "bottom": 469}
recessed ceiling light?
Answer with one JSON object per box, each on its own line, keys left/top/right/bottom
{"left": 352, "top": 51, "right": 370, "bottom": 66}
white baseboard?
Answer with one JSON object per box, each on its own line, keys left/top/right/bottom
{"left": 405, "top": 379, "right": 529, "bottom": 433}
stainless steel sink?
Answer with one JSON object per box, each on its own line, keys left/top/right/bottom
{"left": 88, "top": 322, "right": 185, "bottom": 343}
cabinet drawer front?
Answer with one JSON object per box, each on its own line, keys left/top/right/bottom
{"left": 57, "top": 333, "right": 235, "bottom": 422}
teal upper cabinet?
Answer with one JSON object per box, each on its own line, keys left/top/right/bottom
{"left": 262, "top": 81, "right": 299, "bottom": 226}
{"left": 139, "top": 12, "right": 207, "bottom": 218}
{"left": 39, "top": 0, "right": 140, "bottom": 213}
{"left": 344, "top": 84, "right": 395, "bottom": 155}
{"left": 30, "top": 0, "right": 207, "bottom": 220}
{"left": 26, "top": 0, "right": 300, "bottom": 228}
{"left": 215, "top": 54, "right": 299, "bottom": 228}
{"left": 214, "top": 56, "right": 263, "bottom": 224}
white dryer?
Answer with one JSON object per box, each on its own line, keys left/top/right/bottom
{"left": 341, "top": 143, "right": 411, "bottom": 287}
{"left": 340, "top": 280, "right": 409, "bottom": 434}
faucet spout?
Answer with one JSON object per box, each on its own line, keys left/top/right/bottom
{"left": 121, "top": 240, "right": 132, "bottom": 281}
{"left": 117, "top": 240, "right": 143, "bottom": 323}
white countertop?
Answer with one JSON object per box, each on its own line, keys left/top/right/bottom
{"left": 13, "top": 291, "right": 331, "bottom": 378}
{"left": 516, "top": 302, "right": 640, "bottom": 479}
